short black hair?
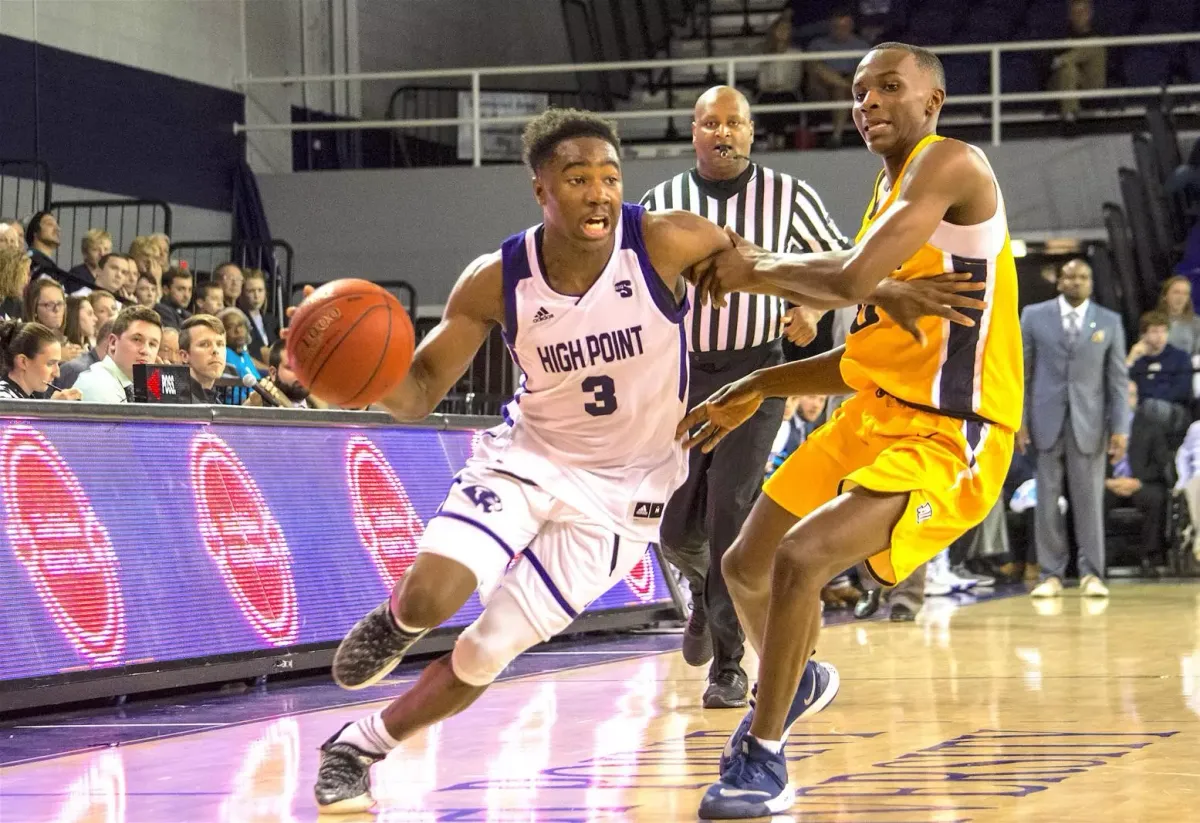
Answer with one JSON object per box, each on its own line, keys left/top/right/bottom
{"left": 25, "top": 211, "right": 52, "bottom": 247}
{"left": 871, "top": 42, "right": 946, "bottom": 91}
{"left": 521, "top": 108, "right": 621, "bottom": 172}
{"left": 268, "top": 339, "right": 286, "bottom": 370}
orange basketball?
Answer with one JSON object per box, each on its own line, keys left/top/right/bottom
{"left": 286, "top": 279, "right": 415, "bottom": 408}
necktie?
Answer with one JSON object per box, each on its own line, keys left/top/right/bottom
{"left": 124, "top": 384, "right": 135, "bottom": 403}
{"left": 1066, "top": 311, "right": 1080, "bottom": 346}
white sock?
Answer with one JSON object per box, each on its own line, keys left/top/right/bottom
{"left": 751, "top": 735, "right": 783, "bottom": 754}
{"left": 336, "top": 710, "right": 401, "bottom": 755}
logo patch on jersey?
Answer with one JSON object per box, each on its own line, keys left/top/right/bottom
{"left": 915, "top": 502, "right": 933, "bottom": 524}
{"left": 633, "top": 501, "right": 664, "bottom": 520}
{"left": 614, "top": 279, "right": 633, "bottom": 298}
{"left": 462, "top": 485, "right": 503, "bottom": 512}
{"left": 533, "top": 306, "right": 554, "bottom": 324}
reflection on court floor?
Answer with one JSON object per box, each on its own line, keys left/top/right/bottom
{"left": 2, "top": 584, "right": 1197, "bottom": 822}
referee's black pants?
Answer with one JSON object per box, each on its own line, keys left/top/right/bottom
{"left": 661, "top": 339, "right": 785, "bottom": 681}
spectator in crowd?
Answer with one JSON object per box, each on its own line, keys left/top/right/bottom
{"left": 59, "top": 319, "right": 114, "bottom": 389}
{"left": 855, "top": 0, "right": 904, "bottom": 42}
{"left": 1020, "top": 257, "right": 1128, "bottom": 599}
{"left": 159, "top": 326, "right": 181, "bottom": 365}
{"left": 155, "top": 267, "right": 193, "bottom": 330}
{"left": 243, "top": 339, "right": 321, "bottom": 408}
{"left": 0, "top": 320, "right": 81, "bottom": 401}
{"left": 238, "top": 269, "right": 278, "bottom": 365}
{"left": 74, "top": 306, "right": 162, "bottom": 403}
{"left": 64, "top": 295, "right": 98, "bottom": 351}
{"left": 1105, "top": 380, "right": 1173, "bottom": 572}
{"left": 756, "top": 12, "right": 804, "bottom": 151}
{"left": 194, "top": 281, "right": 226, "bottom": 316}
{"left": 805, "top": 8, "right": 869, "bottom": 148}
{"left": 74, "top": 252, "right": 132, "bottom": 299}
{"left": 0, "top": 220, "right": 23, "bottom": 252}
{"left": 1157, "top": 275, "right": 1200, "bottom": 356}
{"left": 128, "top": 236, "right": 163, "bottom": 288}
{"left": 88, "top": 289, "right": 120, "bottom": 329}
{"left": 214, "top": 262, "right": 244, "bottom": 309}
{"left": 0, "top": 246, "right": 31, "bottom": 320}
{"left": 66, "top": 229, "right": 112, "bottom": 292}
{"left": 179, "top": 314, "right": 227, "bottom": 403}
{"left": 134, "top": 272, "right": 160, "bottom": 308}
{"left": 765, "top": 394, "right": 826, "bottom": 477}
{"left": 1049, "top": 0, "right": 1106, "bottom": 127}
{"left": 23, "top": 276, "right": 67, "bottom": 337}
{"left": 150, "top": 233, "right": 171, "bottom": 269}
{"left": 24, "top": 211, "right": 69, "bottom": 286}
{"left": 1127, "top": 310, "right": 1192, "bottom": 409}
{"left": 219, "top": 307, "right": 261, "bottom": 403}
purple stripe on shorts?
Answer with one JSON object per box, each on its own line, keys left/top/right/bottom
{"left": 522, "top": 550, "right": 579, "bottom": 619}
{"left": 431, "top": 512, "right": 515, "bottom": 559}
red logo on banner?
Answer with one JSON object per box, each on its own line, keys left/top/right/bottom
{"left": 1, "top": 426, "right": 126, "bottom": 664}
{"left": 624, "top": 549, "right": 655, "bottom": 602}
{"left": 345, "top": 436, "right": 425, "bottom": 588}
{"left": 190, "top": 432, "right": 298, "bottom": 646}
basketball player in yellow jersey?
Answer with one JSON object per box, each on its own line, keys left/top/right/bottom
{"left": 682, "top": 42, "right": 1022, "bottom": 819}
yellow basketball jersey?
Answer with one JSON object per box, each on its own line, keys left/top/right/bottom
{"left": 840, "top": 134, "right": 1023, "bottom": 431}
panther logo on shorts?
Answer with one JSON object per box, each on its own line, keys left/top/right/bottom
{"left": 462, "top": 484, "right": 503, "bottom": 512}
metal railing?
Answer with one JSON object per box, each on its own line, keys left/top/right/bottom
{"left": 0, "top": 159, "right": 52, "bottom": 219}
{"left": 170, "top": 240, "right": 295, "bottom": 316}
{"left": 50, "top": 199, "right": 172, "bottom": 269}
{"left": 235, "top": 31, "right": 1200, "bottom": 163}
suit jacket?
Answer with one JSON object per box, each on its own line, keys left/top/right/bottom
{"left": 247, "top": 311, "right": 280, "bottom": 361}
{"left": 1127, "top": 407, "right": 1175, "bottom": 487}
{"left": 1021, "top": 298, "right": 1129, "bottom": 454}
{"left": 58, "top": 348, "right": 100, "bottom": 389}
{"left": 154, "top": 300, "right": 191, "bottom": 331}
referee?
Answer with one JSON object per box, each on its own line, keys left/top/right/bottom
{"left": 640, "top": 85, "right": 850, "bottom": 708}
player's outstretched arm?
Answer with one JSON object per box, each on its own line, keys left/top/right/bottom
{"left": 379, "top": 253, "right": 502, "bottom": 422}
{"left": 693, "top": 140, "right": 995, "bottom": 307}
{"left": 676, "top": 347, "right": 851, "bottom": 452}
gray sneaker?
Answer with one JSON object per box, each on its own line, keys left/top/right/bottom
{"left": 703, "top": 669, "right": 749, "bottom": 709}
{"left": 314, "top": 724, "right": 384, "bottom": 813}
{"left": 332, "top": 600, "right": 428, "bottom": 690}
{"left": 681, "top": 599, "right": 713, "bottom": 667}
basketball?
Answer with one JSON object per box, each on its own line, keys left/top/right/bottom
{"left": 285, "top": 279, "right": 414, "bottom": 407}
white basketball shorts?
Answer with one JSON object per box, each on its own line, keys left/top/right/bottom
{"left": 417, "top": 460, "right": 655, "bottom": 641}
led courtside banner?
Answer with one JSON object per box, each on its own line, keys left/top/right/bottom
{"left": 0, "top": 417, "right": 670, "bottom": 686}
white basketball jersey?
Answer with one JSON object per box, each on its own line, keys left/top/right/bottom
{"left": 477, "top": 203, "right": 689, "bottom": 540}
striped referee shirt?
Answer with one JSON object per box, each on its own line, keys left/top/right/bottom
{"left": 640, "top": 163, "right": 850, "bottom": 353}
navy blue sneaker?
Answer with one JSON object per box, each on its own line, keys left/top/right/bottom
{"left": 718, "top": 660, "right": 840, "bottom": 775}
{"left": 698, "top": 734, "right": 794, "bottom": 819}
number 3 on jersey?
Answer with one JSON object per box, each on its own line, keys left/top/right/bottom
{"left": 582, "top": 375, "right": 617, "bottom": 416}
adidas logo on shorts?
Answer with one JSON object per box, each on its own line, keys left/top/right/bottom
{"left": 533, "top": 306, "right": 554, "bottom": 323}
{"left": 916, "top": 502, "right": 933, "bottom": 523}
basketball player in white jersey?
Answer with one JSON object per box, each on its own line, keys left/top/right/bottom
{"left": 313, "top": 108, "right": 986, "bottom": 814}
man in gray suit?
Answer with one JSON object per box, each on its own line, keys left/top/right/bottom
{"left": 1019, "top": 258, "right": 1129, "bottom": 598}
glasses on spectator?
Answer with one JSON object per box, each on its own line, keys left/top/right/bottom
{"left": 38, "top": 301, "right": 66, "bottom": 311}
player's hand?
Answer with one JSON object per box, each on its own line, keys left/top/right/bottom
{"left": 279, "top": 285, "right": 316, "bottom": 339}
{"left": 51, "top": 388, "right": 82, "bottom": 402}
{"left": 782, "top": 306, "right": 821, "bottom": 346}
{"left": 1016, "top": 425, "right": 1030, "bottom": 454}
{"left": 871, "top": 274, "right": 987, "bottom": 346}
{"left": 690, "top": 227, "right": 764, "bottom": 309}
{"left": 1108, "top": 433, "right": 1128, "bottom": 466}
{"left": 675, "top": 376, "right": 765, "bottom": 452}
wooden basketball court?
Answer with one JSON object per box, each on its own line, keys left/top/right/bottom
{"left": 2, "top": 583, "right": 1197, "bottom": 821}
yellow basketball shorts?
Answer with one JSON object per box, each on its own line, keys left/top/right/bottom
{"left": 762, "top": 389, "right": 1014, "bottom": 586}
